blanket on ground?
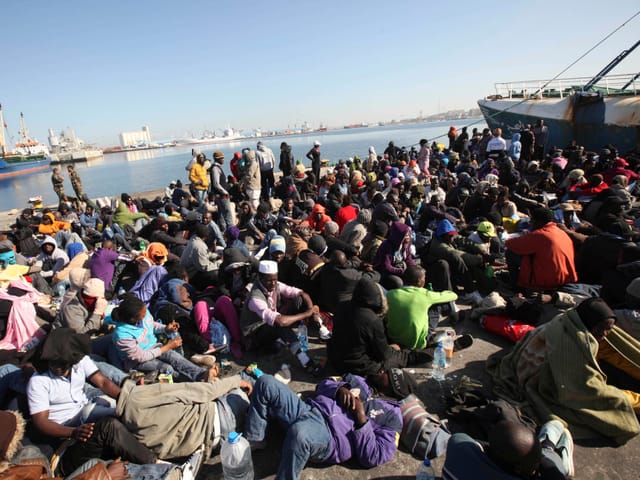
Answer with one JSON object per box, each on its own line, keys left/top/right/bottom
{"left": 488, "top": 309, "right": 640, "bottom": 444}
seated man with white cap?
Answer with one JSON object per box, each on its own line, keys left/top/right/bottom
{"left": 240, "top": 260, "right": 317, "bottom": 372}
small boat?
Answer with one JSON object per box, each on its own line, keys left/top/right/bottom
{"left": 0, "top": 105, "right": 51, "bottom": 179}
{"left": 478, "top": 40, "right": 640, "bottom": 153}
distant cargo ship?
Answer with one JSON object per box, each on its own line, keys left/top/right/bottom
{"left": 175, "top": 127, "right": 242, "bottom": 146}
{"left": 0, "top": 105, "right": 51, "bottom": 179}
{"left": 343, "top": 123, "right": 369, "bottom": 129}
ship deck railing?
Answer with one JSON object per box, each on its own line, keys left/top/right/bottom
{"left": 486, "top": 73, "right": 638, "bottom": 100}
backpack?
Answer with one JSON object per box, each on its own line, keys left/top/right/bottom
{"left": 400, "top": 394, "right": 451, "bottom": 460}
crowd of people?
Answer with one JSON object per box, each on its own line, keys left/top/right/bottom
{"left": 1, "top": 124, "right": 640, "bottom": 479}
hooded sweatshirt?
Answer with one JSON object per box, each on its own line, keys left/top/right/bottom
{"left": 508, "top": 133, "right": 522, "bottom": 161}
{"left": 37, "top": 213, "right": 71, "bottom": 236}
{"left": 308, "top": 203, "right": 331, "bottom": 232}
{"left": 373, "top": 222, "right": 415, "bottom": 276}
{"left": 37, "top": 236, "right": 69, "bottom": 278}
{"left": 328, "top": 278, "right": 394, "bottom": 376}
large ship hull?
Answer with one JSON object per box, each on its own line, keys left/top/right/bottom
{"left": 0, "top": 154, "right": 51, "bottom": 179}
{"left": 478, "top": 94, "right": 639, "bottom": 153}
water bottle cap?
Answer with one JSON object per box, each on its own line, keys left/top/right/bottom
{"left": 423, "top": 458, "right": 431, "bottom": 467}
{"left": 228, "top": 431, "right": 242, "bottom": 444}
{"left": 437, "top": 342, "right": 443, "bottom": 348}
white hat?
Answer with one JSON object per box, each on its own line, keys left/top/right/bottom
{"left": 314, "top": 141, "right": 321, "bottom": 147}
{"left": 258, "top": 260, "right": 278, "bottom": 274}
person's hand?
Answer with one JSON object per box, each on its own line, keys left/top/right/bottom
{"left": 107, "top": 458, "right": 131, "bottom": 480}
{"left": 73, "top": 423, "right": 94, "bottom": 442}
{"left": 353, "top": 397, "right": 368, "bottom": 427}
{"left": 390, "top": 343, "right": 401, "bottom": 351}
{"left": 165, "top": 321, "right": 180, "bottom": 333}
{"left": 94, "top": 297, "right": 108, "bottom": 316}
{"left": 168, "top": 337, "right": 183, "bottom": 349}
{"left": 336, "top": 386, "right": 358, "bottom": 411}
{"left": 239, "top": 379, "right": 253, "bottom": 396}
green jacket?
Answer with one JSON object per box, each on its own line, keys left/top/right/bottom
{"left": 488, "top": 309, "right": 640, "bottom": 444}
{"left": 113, "top": 202, "right": 147, "bottom": 227}
{"left": 386, "top": 286, "right": 457, "bottom": 349}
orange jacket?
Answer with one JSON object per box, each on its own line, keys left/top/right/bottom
{"left": 505, "top": 222, "right": 577, "bottom": 290}
{"left": 38, "top": 213, "right": 71, "bottom": 235}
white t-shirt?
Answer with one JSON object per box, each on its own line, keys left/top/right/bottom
{"left": 27, "top": 355, "right": 98, "bottom": 425}
{"left": 487, "top": 136, "right": 507, "bottom": 152}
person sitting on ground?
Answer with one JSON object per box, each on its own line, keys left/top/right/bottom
{"left": 328, "top": 277, "right": 431, "bottom": 381}
{"left": 504, "top": 207, "right": 577, "bottom": 292}
{"left": 180, "top": 223, "right": 220, "bottom": 291}
{"left": 340, "top": 208, "right": 372, "bottom": 254}
{"left": 442, "top": 419, "right": 573, "bottom": 480}
{"left": 59, "top": 278, "right": 108, "bottom": 335}
{"left": 425, "top": 219, "right": 487, "bottom": 304}
{"left": 240, "top": 260, "right": 319, "bottom": 372}
{"left": 323, "top": 221, "right": 358, "bottom": 258}
{"left": 26, "top": 328, "right": 157, "bottom": 475}
{"left": 38, "top": 212, "right": 71, "bottom": 238}
{"left": 247, "top": 201, "right": 278, "bottom": 246}
{"left": 35, "top": 236, "right": 69, "bottom": 286}
{"left": 361, "top": 220, "right": 388, "bottom": 264}
{"left": 111, "top": 294, "right": 218, "bottom": 382}
{"left": 244, "top": 373, "right": 402, "bottom": 480}
{"left": 89, "top": 239, "right": 131, "bottom": 296}
{"left": 113, "top": 194, "right": 149, "bottom": 232}
{"left": 489, "top": 297, "right": 640, "bottom": 445}
{"left": 373, "top": 221, "right": 415, "bottom": 290}
{"left": 386, "top": 266, "right": 458, "bottom": 349}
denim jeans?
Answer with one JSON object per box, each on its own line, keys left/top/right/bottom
{"left": 245, "top": 375, "right": 331, "bottom": 480}
{"left": 0, "top": 364, "right": 24, "bottom": 406}
{"left": 136, "top": 349, "right": 206, "bottom": 381}
{"left": 216, "top": 196, "right": 233, "bottom": 232}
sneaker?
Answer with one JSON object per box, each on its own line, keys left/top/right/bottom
{"left": 538, "top": 420, "right": 574, "bottom": 477}
{"left": 319, "top": 325, "right": 332, "bottom": 341}
{"left": 180, "top": 444, "right": 205, "bottom": 480}
{"left": 274, "top": 364, "right": 291, "bottom": 385}
{"left": 557, "top": 426, "right": 575, "bottom": 477}
{"left": 190, "top": 354, "right": 217, "bottom": 368}
{"left": 458, "top": 290, "right": 483, "bottom": 305}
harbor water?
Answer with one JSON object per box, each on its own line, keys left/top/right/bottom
{"left": 0, "top": 119, "right": 485, "bottom": 212}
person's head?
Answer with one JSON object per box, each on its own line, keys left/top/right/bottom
{"left": 487, "top": 420, "right": 541, "bottom": 478}
{"left": 284, "top": 197, "right": 295, "bottom": 211}
{"left": 102, "top": 239, "right": 116, "bottom": 251}
{"left": 403, "top": 265, "right": 425, "bottom": 288}
{"left": 258, "top": 260, "right": 278, "bottom": 292}
{"left": 330, "top": 250, "right": 347, "bottom": 268}
{"left": 268, "top": 235, "right": 286, "bottom": 263}
{"left": 115, "top": 294, "right": 147, "bottom": 326}
{"left": 213, "top": 150, "right": 224, "bottom": 164}
{"left": 21, "top": 208, "right": 33, "bottom": 219}
{"left": 41, "top": 237, "right": 56, "bottom": 255}
{"left": 195, "top": 223, "right": 209, "bottom": 240}
{"left": 197, "top": 153, "right": 205, "bottom": 164}
{"left": 530, "top": 207, "right": 553, "bottom": 230}
{"left": 257, "top": 201, "right": 271, "bottom": 218}
{"left": 81, "top": 278, "right": 105, "bottom": 311}
{"left": 477, "top": 220, "right": 497, "bottom": 242}
{"left": 85, "top": 205, "right": 94, "bottom": 216}
{"left": 323, "top": 221, "right": 339, "bottom": 238}
{"left": 577, "top": 297, "right": 616, "bottom": 341}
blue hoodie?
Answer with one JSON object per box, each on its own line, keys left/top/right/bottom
{"left": 508, "top": 133, "right": 522, "bottom": 161}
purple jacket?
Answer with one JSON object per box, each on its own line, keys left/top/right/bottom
{"left": 307, "top": 374, "right": 402, "bottom": 468}
{"left": 373, "top": 221, "right": 415, "bottom": 276}
{"left": 89, "top": 248, "right": 120, "bottom": 290}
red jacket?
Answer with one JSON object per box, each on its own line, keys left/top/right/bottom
{"left": 505, "top": 222, "right": 577, "bottom": 290}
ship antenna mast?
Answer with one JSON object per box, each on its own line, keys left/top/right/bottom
{"left": 19, "top": 112, "right": 30, "bottom": 143}
{"left": 0, "top": 104, "right": 6, "bottom": 157}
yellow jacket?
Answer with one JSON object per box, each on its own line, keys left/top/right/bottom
{"left": 189, "top": 163, "right": 209, "bottom": 191}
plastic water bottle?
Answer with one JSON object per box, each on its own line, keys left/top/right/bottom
{"left": 432, "top": 343, "right": 446, "bottom": 381}
{"left": 442, "top": 330, "right": 455, "bottom": 368}
{"left": 55, "top": 282, "right": 66, "bottom": 298}
{"left": 416, "top": 458, "right": 436, "bottom": 480}
{"left": 297, "top": 322, "right": 308, "bottom": 352}
{"left": 220, "top": 431, "right": 254, "bottom": 480}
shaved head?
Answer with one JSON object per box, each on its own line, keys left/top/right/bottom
{"left": 487, "top": 420, "right": 541, "bottom": 477}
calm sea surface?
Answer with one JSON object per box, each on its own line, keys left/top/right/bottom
{"left": 0, "top": 119, "right": 486, "bottom": 212}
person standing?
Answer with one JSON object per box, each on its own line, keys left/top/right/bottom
{"left": 51, "top": 167, "right": 65, "bottom": 201}
{"left": 67, "top": 165, "right": 84, "bottom": 199}
{"left": 256, "top": 141, "right": 276, "bottom": 199}
{"left": 533, "top": 119, "right": 549, "bottom": 160}
{"left": 486, "top": 128, "right": 507, "bottom": 158}
{"left": 279, "top": 141, "right": 294, "bottom": 178}
{"left": 189, "top": 153, "right": 210, "bottom": 205}
{"left": 520, "top": 124, "right": 535, "bottom": 165}
{"left": 241, "top": 149, "right": 261, "bottom": 211}
{"left": 209, "top": 150, "right": 233, "bottom": 232}
{"left": 306, "top": 141, "right": 321, "bottom": 185}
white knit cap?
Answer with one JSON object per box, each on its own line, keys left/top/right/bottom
{"left": 259, "top": 260, "right": 278, "bottom": 275}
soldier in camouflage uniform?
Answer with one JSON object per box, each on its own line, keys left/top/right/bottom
{"left": 67, "top": 164, "right": 84, "bottom": 198}
{"left": 51, "top": 167, "right": 65, "bottom": 201}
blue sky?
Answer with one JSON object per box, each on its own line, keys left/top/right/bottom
{"left": 1, "top": 0, "right": 638, "bottom": 147}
